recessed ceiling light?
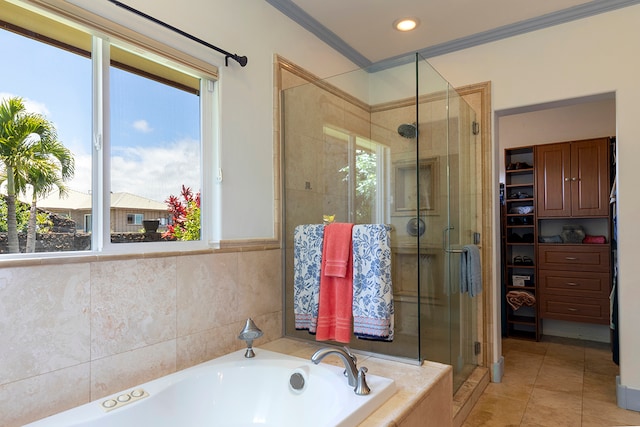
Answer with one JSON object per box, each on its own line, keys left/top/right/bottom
{"left": 394, "top": 18, "right": 419, "bottom": 32}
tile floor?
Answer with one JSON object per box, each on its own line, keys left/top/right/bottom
{"left": 463, "top": 336, "right": 640, "bottom": 426}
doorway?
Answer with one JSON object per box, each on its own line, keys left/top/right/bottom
{"left": 496, "top": 93, "right": 616, "bottom": 345}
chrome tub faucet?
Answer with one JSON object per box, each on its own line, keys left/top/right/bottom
{"left": 311, "top": 346, "right": 370, "bottom": 395}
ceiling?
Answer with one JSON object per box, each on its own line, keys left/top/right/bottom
{"left": 265, "top": 0, "right": 640, "bottom": 70}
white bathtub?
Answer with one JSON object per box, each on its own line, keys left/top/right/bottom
{"left": 25, "top": 348, "right": 396, "bottom": 427}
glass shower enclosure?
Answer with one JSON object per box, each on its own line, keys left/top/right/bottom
{"left": 281, "top": 53, "right": 481, "bottom": 391}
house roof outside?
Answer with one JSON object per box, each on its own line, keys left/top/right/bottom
{"left": 22, "top": 188, "right": 167, "bottom": 211}
{"left": 110, "top": 192, "right": 167, "bottom": 210}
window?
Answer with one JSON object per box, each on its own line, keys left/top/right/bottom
{"left": 84, "top": 214, "right": 92, "bottom": 232}
{"left": 110, "top": 45, "right": 202, "bottom": 243}
{"left": 126, "top": 214, "right": 144, "bottom": 226}
{"left": 325, "top": 126, "right": 390, "bottom": 224}
{"left": 0, "top": 1, "right": 216, "bottom": 255}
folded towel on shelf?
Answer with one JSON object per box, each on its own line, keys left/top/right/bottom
{"left": 538, "top": 234, "right": 563, "bottom": 243}
{"left": 316, "top": 223, "right": 354, "bottom": 343}
{"left": 352, "top": 224, "right": 394, "bottom": 342}
{"left": 506, "top": 290, "right": 536, "bottom": 311}
{"left": 583, "top": 235, "right": 607, "bottom": 244}
{"left": 293, "top": 224, "right": 325, "bottom": 332}
{"left": 509, "top": 205, "right": 534, "bottom": 214}
{"left": 460, "top": 244, "right": 482, "bottom": 297}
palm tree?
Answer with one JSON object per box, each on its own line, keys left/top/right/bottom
{"left": 0, "top": 97, "right": 32, "bottom": 253}
{"left": 0, "top": 97, "right": 74, "bottom": 253}
{"left": 24, "top": 154, "right": 73, "bottom": 252}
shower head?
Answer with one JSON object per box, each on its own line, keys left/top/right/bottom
{"left": 397, "top": 123, "right": 417, "bottom": 139}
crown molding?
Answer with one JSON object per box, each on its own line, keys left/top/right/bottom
{"left": 264, "top": 0, "right": 370, "bottom": 67}
{"left": 265, "top": 0, "right": 640, "bottom": 72}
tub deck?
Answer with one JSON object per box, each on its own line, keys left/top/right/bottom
{"left": 261, "top": 338, "right": 453, "bottom": 427}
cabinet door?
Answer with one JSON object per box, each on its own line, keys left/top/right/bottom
{"left": 571, "top": 138, "right": 610, "bottom": 217}
{"left": 536, "top": 143, "right": 571, "bottom": 217}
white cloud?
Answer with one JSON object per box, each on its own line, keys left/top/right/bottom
{"left": 67, "top": 152, "right": 92, "bottom": 194}
{"left": 0, "top": 92, "right": 51, "bottom": 116}
{"left": 133, "top": 119, "right": 153, "bottom": 133}
{"left": 109, "top": 137, "right": 200, "bottom": 203}
{"left": 66, "top": 138, "right": 200, "bottom": 203}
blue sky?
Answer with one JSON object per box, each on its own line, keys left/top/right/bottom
{"left": 0, "top": 29, "right": 201, "bottom": 204}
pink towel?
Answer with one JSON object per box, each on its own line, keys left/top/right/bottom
{"left": 315, "top": 223, "right": 354, "bottom": 344}
{"left": 322, "top": 223, "right": 352, "bottom": 277}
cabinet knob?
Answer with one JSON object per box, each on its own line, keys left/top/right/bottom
{"left": 564, "top": 178, "right": 570, "bottom": 182}
{"left": 567, "top": 308, "right": 579, "bottom": 312}
{"left": 566, "top": 282, "right": 579, "bottom": 286}
{"left": 565, "top": 257, "right": 578, "bottom": 260}
{"left": 572, "top": 177, "right": 577, "bottom": 181}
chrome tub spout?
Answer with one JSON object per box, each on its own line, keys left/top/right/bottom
{"left": 311, "top": 346, "right": 359, "bottom": 387}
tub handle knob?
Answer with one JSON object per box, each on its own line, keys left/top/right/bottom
{"left": 238, "top": 318, "right": 263, "bottom": 358}
{"left": 354, "top": 367, "right": 370, "bottom": 396}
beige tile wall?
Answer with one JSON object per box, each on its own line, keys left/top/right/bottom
{"left": 0, "top": 249, "right": 282, "bottom": 427}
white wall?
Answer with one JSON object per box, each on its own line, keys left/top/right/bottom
{"left": 428, "top": 4, "right": 640, "bottom": 392}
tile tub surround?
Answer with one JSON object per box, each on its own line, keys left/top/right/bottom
{"left": 261, "top": 338, "right": 454, "bottom": 427}
{"left": 0, "top": 248, "right": 283, "bottom": 427}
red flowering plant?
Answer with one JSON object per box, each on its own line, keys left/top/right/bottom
{"left": 163, "top": 185, "right": 201, "bottom": 241}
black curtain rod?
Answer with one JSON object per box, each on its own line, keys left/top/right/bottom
{"left": 107, "top": 0, "right": 248, "bottom": 67}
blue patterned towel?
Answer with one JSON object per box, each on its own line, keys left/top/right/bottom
{"left": 460, "top": 244, "right": 482, "bottom": 297}
{"left": 293, "top": 224, "right": 325, "bottom": 332}
{"left": 352, "top": 224, "right": 394, "bottom": 341}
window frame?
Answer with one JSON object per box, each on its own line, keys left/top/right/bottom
{"left": 0, "top": 0, "right": 219, "bottom": 259}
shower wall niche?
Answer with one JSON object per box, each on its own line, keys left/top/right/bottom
{"left": 280, "top": 54, "right": 481, "bottom": 391}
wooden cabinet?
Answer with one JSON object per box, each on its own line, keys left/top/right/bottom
{"left": 534, "top": 137, "right": 612, "bottom": 326}
{"left": 538, "top": 245, "right": 610, "bottom": 324}
{"left": 535, "top": 138, "right": 609, "bottom": 218}
{"left": 502, "top": 137, "right": 612, "bottom": 340}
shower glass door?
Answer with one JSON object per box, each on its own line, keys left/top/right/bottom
{"left": 281, "top": 60, "right": 422, "bottom": 361}
{"left": 416, "top": 55, "right": 479, "bottom": 392}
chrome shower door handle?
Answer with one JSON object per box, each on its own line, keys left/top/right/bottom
{"left": 442, "top": 225, "right": 453, "bottom": 252}
{"left": 443, "top": 225, "right": 465, "bottom": 254}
